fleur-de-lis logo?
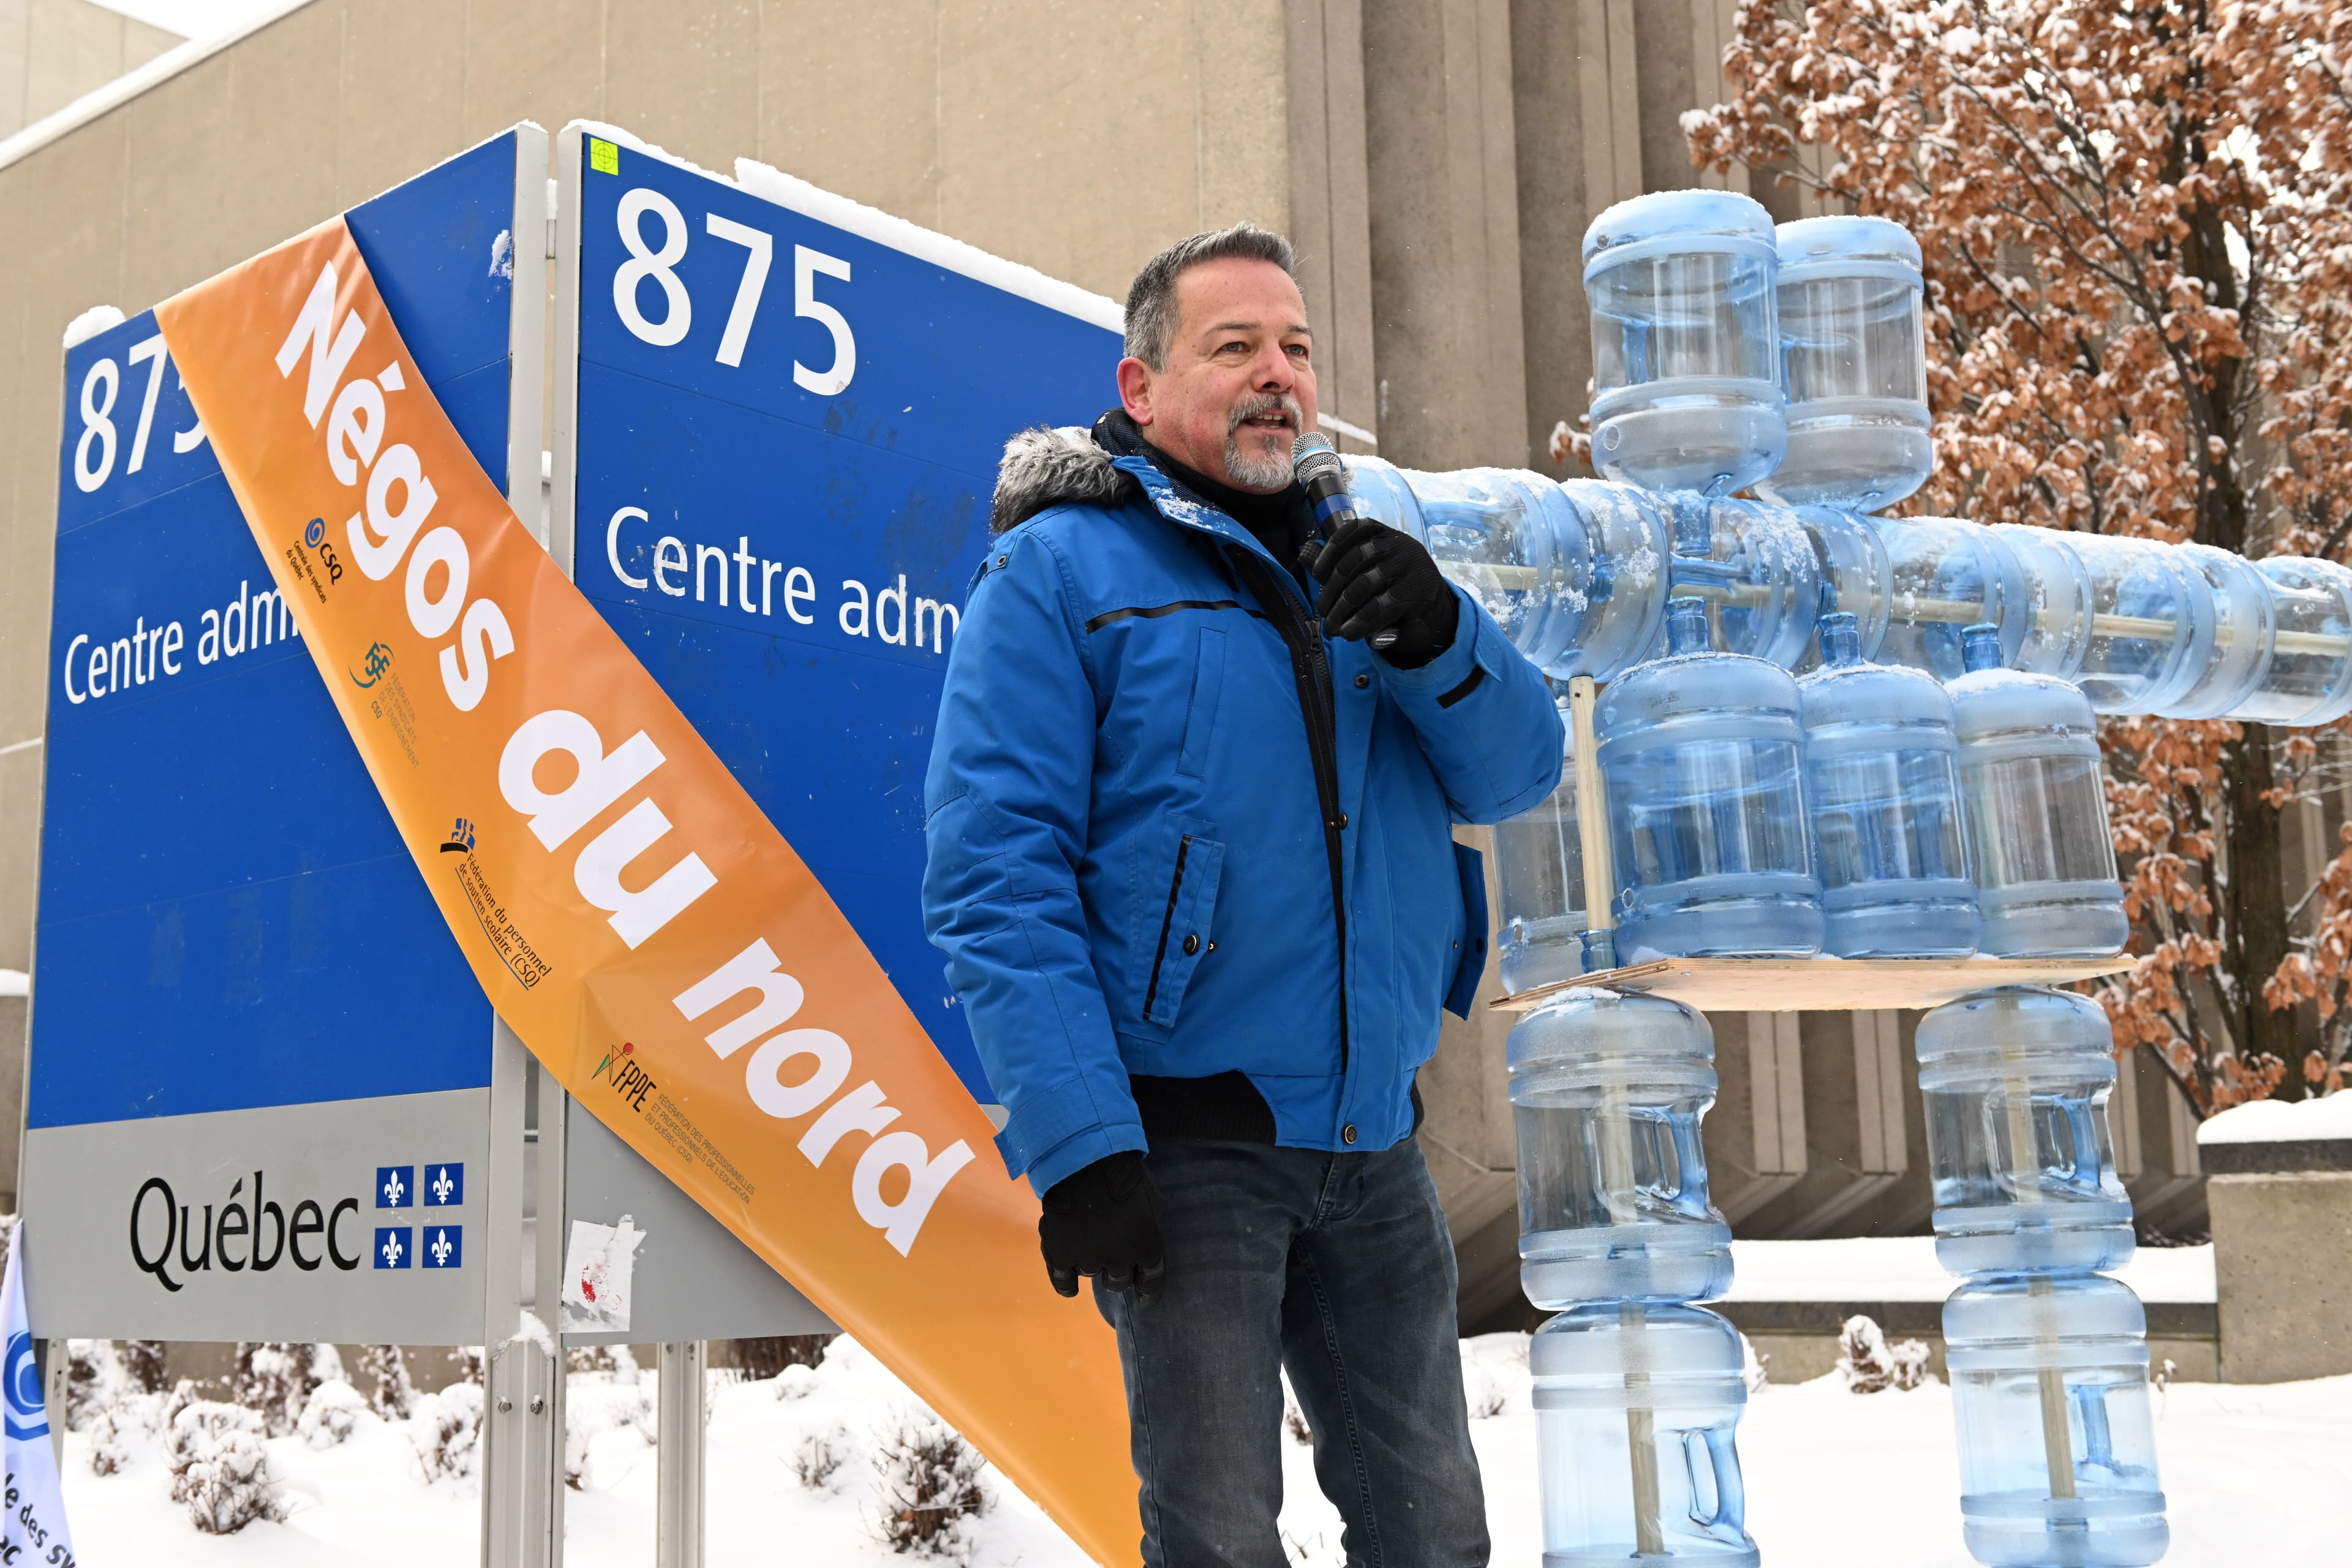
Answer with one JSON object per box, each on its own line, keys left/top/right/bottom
{"left": 382, "top": 1169, "right": 405, "bottom": 1207}
{"left": 380, "top": 1231, "right": 404, "bottom": 1268}
{"left": 430, "top": 1230, "right": 453, "bottom": 1267}
{"left": 431, "top": 1167, "right": 454, "bottom": 1204}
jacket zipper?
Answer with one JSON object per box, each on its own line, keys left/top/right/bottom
{"left": 1141, "top": 833, "right": 1194, "bottom": 1022}
{"left": 1222, "top": 546, "right": 1351, "bottom": 1074}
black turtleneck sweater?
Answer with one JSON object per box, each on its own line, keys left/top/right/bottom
{"left": 1093, "top": 410, "right": 1314, "bottom": 589}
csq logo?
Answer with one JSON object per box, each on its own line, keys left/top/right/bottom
{"left": 301, "top": 514, "right": 345, "bottom": 583}
{"left": 4, "top": 1330, "right": 47, "bottom": 1441}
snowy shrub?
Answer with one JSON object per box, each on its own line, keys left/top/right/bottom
{"left": 298, "top": 1379, "right": 366, "bottom": 1450}
{"left": 734, "top": 1333, "right": 835, "bottom": 1381}
{"left": 234, "top": 1341, "right": 316, "bottom": 1436}
{"left": 567, "top": 1344, "right": 619, "bottom": 1376}
{"left": 867, "top": 1409, "right": 992, "bottom": 1559}
{"left": 413, "top": 1382, "right": 484, "bottom": 1482}
{"left": 166, "top": 1398, "right": 285, "bottom": 1534}
{"left": 120, "top": 1340, "right": 169, "bottom": 1394}
{"left": 64, "top": 1339, "right": 121, "bottom": 1430}
{"left": 774, "top": 1362, "right": 816, "bottom": 1402}
{"left": 564, "top": 1404, "right": 594, "bottom": 1491}
{"left": 1836, "top": 1315, "right": 1931, "bottom": 1393}
{"left": 358, "top": 1344, "right": 415, "bottom": 1420}
{"left": 1281, "top": 1372, "right": 1312, "bottom": 1445}
{"left": 1740, "top": 1333, "right": 1770, "bottom": 1393}
{"left": 791, "top": 1422, "right": 853, "bottom": 1490}
{"left": 85, "top": 1406, "right": 129, "bottom": 1476}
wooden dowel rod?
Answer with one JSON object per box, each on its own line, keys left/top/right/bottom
{"left": 1569, "top": 677, "right": 1615, "bottom": 938}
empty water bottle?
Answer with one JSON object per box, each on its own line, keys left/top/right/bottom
{"left": 1947, "top": 624, "right": 2127, "bottom": 958}
{"left": 1798, "top": 612, "right": 1978, "bottom": 957}
{"left": 2223, "top": 555, "right": 2352, "bottom": 727}
{"left": 2157, "top": 543, "right": 2274, "bottom": 720}
{"left": 1916, "top": 987, "right": 2134, "bottom": 1276}
{"left": 1754, "top": 216, "right": 1934, "bottom": 514}
{"left": 1656, "top": 495, "right": 1825, "bottom": 670}
{"left": 1532, "top": 1303, "right": 1760, "bottom": 1567}
{"left": 1796, "top": 505, "right": 1895, "bottom": 668}
{"left": 1583, "top": 190, "right": 1786, "bottom": 496}
{"left": 1497, "top": 698, "right": 1590, "bottom": 993}
{"left": 1348, "top": 460, "right": 1675, "bottom": 682}
{"left": 1509, "top": 989, "right": 1733, "bottom": 1306}
{"left": 1598, "top": 598, "right": 1824, "bottom": 960}
{"left": 1997, "top": 529, "right": 2216, "bottom": 716}
{"left": 1872, "top": 516, "right": 2030, "bottom": 680}
{"left": 1943, "top": 1273, "right": 2168, "bottom": 1568}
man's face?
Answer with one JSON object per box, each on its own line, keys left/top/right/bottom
{"left": 1117, "top": 257, "right": 1319, "bottom": 494}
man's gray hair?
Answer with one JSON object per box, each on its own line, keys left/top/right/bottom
{"left": 1123, "top": 223, "right": 1298, "bottom": 371}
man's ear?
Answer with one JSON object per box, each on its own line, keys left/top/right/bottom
{"left": 1115, "top": 356, "right": 1155, "bottom": 427}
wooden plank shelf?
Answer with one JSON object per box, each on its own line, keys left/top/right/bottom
{"left": 1490, "top": 954, "right": 2133, "bottom": 1015}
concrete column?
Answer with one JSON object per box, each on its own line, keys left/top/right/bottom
{"left": 1713, "top": 1012, "right": 1807, "bottom": 1224}
{"left": 1285, "top": 0, "right": 1381, "bottom": 452}
{"left": 2204, "top": 1137, "right": 2352, "bottom": 1382}
{"left": 1361, "top": 0, "right": 1530, "bottom": 470}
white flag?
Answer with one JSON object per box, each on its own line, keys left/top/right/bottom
{"left": 2, "top": 1223, "right": 77, "bottom": 1567}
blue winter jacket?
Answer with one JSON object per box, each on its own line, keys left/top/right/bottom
{"left": 922, "top": 423, "right": 1564, "bottom": 1196}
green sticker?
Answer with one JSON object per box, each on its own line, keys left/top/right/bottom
{"left": 589, "top": 138, "right": 619, "bottom": 176}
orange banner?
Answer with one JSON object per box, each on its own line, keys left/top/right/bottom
{"left": 157, "top": 217, "right": 1137, "bottom": 1563}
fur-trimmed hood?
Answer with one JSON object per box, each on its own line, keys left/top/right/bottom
{"left": 989, "top": 424, "right": 1142, "bottom": 534}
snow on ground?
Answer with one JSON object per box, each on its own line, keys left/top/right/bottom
{"left": 2199, "top": 1091, "right": 2352, "bottom": 1144}
{"left": 1725, "top": 1235, "right": 2215, "bottom": 1302}
{"left": 62, "top": 1334, "right": 2348, "bottom": 1565}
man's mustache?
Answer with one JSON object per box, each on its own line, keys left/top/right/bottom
{"left": 1229, "top": 393, "right": 1303, "bottom": 434}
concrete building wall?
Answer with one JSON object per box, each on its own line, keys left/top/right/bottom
{"left": 0, "top": 0, "right": 181, "bottom": 138}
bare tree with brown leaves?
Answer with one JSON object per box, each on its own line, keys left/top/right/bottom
{"left": 1675, "top": 0, "right": 2352, "bottom": 1113}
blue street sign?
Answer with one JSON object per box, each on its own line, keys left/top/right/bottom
{"left": 23, "top": 130, "right": 537, "bottom": 1344}
{"left": 563, "top": 131, "right": 1121, "bottom": 1098}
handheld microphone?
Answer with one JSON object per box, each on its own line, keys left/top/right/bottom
{"left": 1291, "top": 432, "right": 1399, "bottom": 650}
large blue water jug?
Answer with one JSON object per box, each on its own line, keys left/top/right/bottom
{"left": 1947, "top": 625, "right": 2128, "bottom": 958}
{"left": 1497, "top": 696, "right": 1589, "bottom": 994}
{"left": 1654, "top": 495, "right": 1823, "bottom": 670}
{"left": 1917, "top": 987, "right": 2135, "bottom": 1276}
{"left": 1532, "top": 1303, "right": 1760, "bottom": 1567}
{"left": 1871, "top": 516, "right": 2030, "bottom": 680}
{"left": 1508, "top": 989, "right": 1733, "bottom": 1305}
{"left": 1583, "top": 190, "right": 1786, "bottom": 496}
{"left": 1598, "top": 598, "right": 1824, "bottom": 960}
{"left": 2224, "top": 555, "right": 2352, "bottom": 726}
{"left": 1798, "top": 612, "right": 1979, "bottom": 956}
{"left": 2157, "top": 542, "right": 2274, "bottom": 719}
{"left": 1994, "top": 528, "right": 2217, "bottom": 715}
{"left": 1346, "top": 459, "right": 1675, "bottom": 682}
{"left": 1754, "top": 216, "right": 1933, "bottom": 514}
{"left": 1943, "top": 1273, "right": 2168, "bottom": 1567}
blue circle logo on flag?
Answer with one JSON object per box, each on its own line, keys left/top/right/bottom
{"left": 304, "top": 517, "right": 326, "bottom": 548}
{"left": 4, "top": 1330, "right": 47, "bottom": 1439}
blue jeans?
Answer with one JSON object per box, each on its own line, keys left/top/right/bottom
{"left": 1093, "top": 1137, "right": 1490, "bottom": 1567}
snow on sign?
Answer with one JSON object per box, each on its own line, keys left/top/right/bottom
{"left": 19, "top": 129, "right": 546, "bottom": 1345}
{"left": 558, "top": 124, "right": 1123, "bottom": 1102}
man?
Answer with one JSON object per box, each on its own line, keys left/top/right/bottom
{"left": 922, "top": 224, "right": 1562, "bottom": 1566}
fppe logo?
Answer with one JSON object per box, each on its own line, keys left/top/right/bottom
{"left": 375, "top": 1163, "right": 462, "bottom": 1270}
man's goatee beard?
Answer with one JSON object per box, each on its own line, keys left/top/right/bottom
{"left": 1225, "top": 392, "right": 1303, "bottom": 489}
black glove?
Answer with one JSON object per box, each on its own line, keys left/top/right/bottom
{"left": 1039, "top": 1151, "right": 1167, "bottom": 1306}
{"left": 1302, "top": 519, "right": 1460, "bottom": 669}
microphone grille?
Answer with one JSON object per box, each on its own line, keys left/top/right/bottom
{"left": 1290, "top": 430, "right": 1344, "bottom": 483}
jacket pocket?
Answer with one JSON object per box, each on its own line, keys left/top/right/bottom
{"left": 1177, "top": 627, "right": 1227, "bottom": 779}
{"left": 1444, "top": 840, "right": 1490, "bottom": 1019}
{"left": 1140, "top": 827, "right": 1226, "bottom": 1027}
